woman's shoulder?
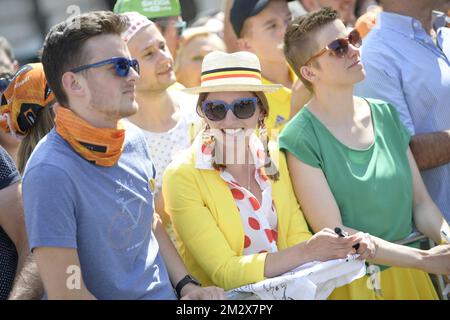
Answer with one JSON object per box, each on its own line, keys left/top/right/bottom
{"left": 269, "top": 141, "right": 292, "bottom": 184}
{"left": 284, "top": 107, "right": 315, "bottom": 131}
{"left": 279, "top": 107, "right": 317, "bottom": 145}
{"left": 163, "top": 145, "right": 197, "bottom": 177}
{"left": 358, "top": 96, "right": 403, "bottom": 123}
{"left": 358, "top": 96, "right": 394, "bottom": 112}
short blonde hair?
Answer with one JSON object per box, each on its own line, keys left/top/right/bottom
{"left": 284, "top": 7, "right": 338, "bottom": 92}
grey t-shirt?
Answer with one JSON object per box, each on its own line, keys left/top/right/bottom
{"left": 22, "top": 123, "right": 176, "bottom": 300}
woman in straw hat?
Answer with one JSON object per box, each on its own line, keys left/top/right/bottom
{"left": 162, "top": 51, "right": 361, "bottom": 291}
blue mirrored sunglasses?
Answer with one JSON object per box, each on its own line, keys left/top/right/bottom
{"left": 202, "top": 97, "right": 258, "bottom": 121}
{"left": 70, "top": 57, "right": 140, "bottom": 77}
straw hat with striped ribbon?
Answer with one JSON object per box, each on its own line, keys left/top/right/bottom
{"left": 183, "top": 51, "right": 282, "bottom": 94}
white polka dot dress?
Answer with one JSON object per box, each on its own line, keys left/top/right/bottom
{"left": 221, "top": 169, "right": 278, "bottom": 255}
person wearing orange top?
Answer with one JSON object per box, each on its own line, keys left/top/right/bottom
{"left": 0, "top": 63, "right": 52, "bottom": 299}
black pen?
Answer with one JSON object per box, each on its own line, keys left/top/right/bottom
{"left": 441, "top": 230, "right": 450, "bottom": 243}
{"left": 334, "top": 227, "right": 360, "bottom": 250}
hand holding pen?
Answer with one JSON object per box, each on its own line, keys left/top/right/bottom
{"left": 335, "top": 227, "right": 360, "bottom": 250}
{"left": 335, "top": 227, "right": 378, "bottom": 261}
{"left": 304, "top": 228, "right": 360, "bottom": 262}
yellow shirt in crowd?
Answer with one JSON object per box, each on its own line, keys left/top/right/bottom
{"left": 262, "top": 67, "right": 298, "bottom": 139}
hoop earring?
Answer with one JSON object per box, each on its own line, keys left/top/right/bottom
{"left": 202, "top": 124, "right": 215, "bottom": 154}
{"left": 258, "top": 118, "right": 280, "bottom": 180}
{"left": 258, "top": 119, "right": 270, "bottom": 166}
{"left": 203, "top": 124, "right": 225, "bottom": 169}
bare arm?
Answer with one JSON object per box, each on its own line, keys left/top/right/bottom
{"left": 33, "top": 247, "right": 96, "bottom": 300}
{"left": 153, "top": 213, "right": 225, "bottom": 299}
{"left": 0, "top": 182, "right": 43, "bottom": 299}
{"left": 0, "top": 182, "right": 27, "bottom": 274}
{"left": 286, "top": 152, "right": 450, "bottom": 274}
{"left": 410, "top": 130, "right": 450, "bottom": 170}
{"left": 264, "top": 228, "right": 359, "bottom": 278}
{"left": 8, "top": 255, "right": 43, "bottom": 300}
{"left": 407, "top": 147, "right": 450, "bottom": 242}
{"left": 154, "top": 192, "right": 172, "bottom": 230}
{"left": 152, "top": 212, "right": 192, "bottom": 294}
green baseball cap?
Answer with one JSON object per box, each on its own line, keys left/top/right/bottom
{"left": 114, "top": 0, "right": 181, "bottom": 18}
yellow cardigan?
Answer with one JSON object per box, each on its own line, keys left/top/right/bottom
{"left": 162, "top": 141, "right": 312, "bottom": 290}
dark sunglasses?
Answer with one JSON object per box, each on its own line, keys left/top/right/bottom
{"left": 70, "top": 57, "right": 140, "bottom": 77}
{"left": 304, "top": 29, "right": 362, "bottom": 65}
{"left": 202, "top": 97, "right": 258, "bottom": 121}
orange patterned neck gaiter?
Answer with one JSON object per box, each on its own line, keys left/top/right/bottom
{"left": 55, "top": 107, "right": 125, "bottom": 167}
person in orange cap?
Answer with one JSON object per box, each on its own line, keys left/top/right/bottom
{"left": 1, "top": 63, "right": 56, "bottom": 173}
{"left": 0, "top": 62, "right": 54, "bottom": 300}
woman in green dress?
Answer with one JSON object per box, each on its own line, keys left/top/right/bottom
{"left": 280, "top": 8, "right": 450, "bottom": 299}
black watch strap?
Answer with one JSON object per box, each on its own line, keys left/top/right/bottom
{"left": 175, "top": 275, "right": 201, "bottom": 298}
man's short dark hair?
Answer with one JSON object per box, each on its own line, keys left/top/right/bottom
{"left": 41, "top": 11, "right": 128, "bottom": 107}
{"left": 284, "top": 7, "right": 338, "bottom": 92}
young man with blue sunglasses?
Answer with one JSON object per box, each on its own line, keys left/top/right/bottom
{"left": 70, "top": 56, "right": 140, "bottom": 78}
{"left": 22, "top": 11, "right": 224, "bottom": 300}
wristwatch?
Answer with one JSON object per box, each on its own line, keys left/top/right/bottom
{"left": 175, "top": 274, "right": 201, "bottom": 298}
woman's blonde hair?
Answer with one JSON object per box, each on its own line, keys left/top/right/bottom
{"left": 16, "top": 105, "right": 55, "bottom": 173}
